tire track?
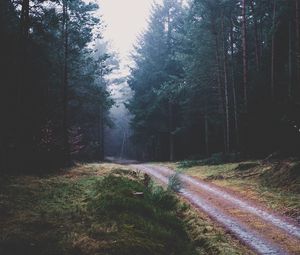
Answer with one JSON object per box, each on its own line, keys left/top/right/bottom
{"left": 132, "top": 164, "right": 300, "bottom": 255}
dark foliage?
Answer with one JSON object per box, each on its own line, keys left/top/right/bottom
{"left": 0, "top": 0, "right": 114, "bottom": 173}
{"left": 128, "top": 0, "right": 300, "bottom": 161}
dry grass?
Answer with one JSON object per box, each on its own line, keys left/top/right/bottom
{"left": 178, "top": 201, "right": 254, "bottom": 255}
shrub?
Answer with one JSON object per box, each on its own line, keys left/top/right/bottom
{"left": 168, "top": 172, "right": 183, "bottom": 192}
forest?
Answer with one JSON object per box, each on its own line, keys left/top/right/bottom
{"left": 128, "top": 0, "right": 300, "bottom": 161}
{"left": 1, "top": 1, "right": 300, "bottom": 255}
{"left": 0, "top": 0, "right": 114, "bottom": 173}
{"left": 1, "top": 0, "right": 300, "bottom": 171}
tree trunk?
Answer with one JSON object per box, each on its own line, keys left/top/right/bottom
{"left": 97, "top": 103, "right": 103, "bottom": 160}
{"left": 99, "top": 104, "right": 105, "bottom": 160}
{"left": 204, "top": 114, "right": 209, "bottom": 157}
{"left": 62, "top": 0, "right": 70, "bottom": 166}
{"left": 17, "top": 0, "right": 30, "bottom": 170}
{"left": 169, "top": 101, "right": 175, "bottom": 161}
{"left": 19, "top": 0, "right": 30, "bottom": 108}
{"left": 242, "top": 0, "right": 248, "bottom": 110}
{"left": 166, "top": 3, "right": 175, "bottom": 161}
{"left": 120, "top": 132, "right": 125, "bottom": 159}
{"left": 230, "top": 19, "right": 240, "bottom": 151}
{"left": 289, "top": 16, "right": 293, "bottom": 98}
{"left": 296, "top": 0, "right": 300, "bottom": 87}
{"left": 250, "top": 0, "right": 260, "bottom": 71}
{"left": 222, "top": 14, "right": 230, "bottom": 153}
{"left": 21, "top": 0, "right": 30, "bottom": 40}
{"left": 155, "top": 136, "right": 160, "bottom": 160}
{"left": 271, "top": 0, "right": 276, "bottom": 100}
{"left": 213, "top": 27, "right": 223, "bottom": 115}
{"left": 212, "top": 22, "right": 227, "bottom": 153}
{"left": 19, "top": 0, "right": 30, "bottom": 106}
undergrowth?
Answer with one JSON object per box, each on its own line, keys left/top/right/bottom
{"left": 178, "top": 153, "right": 240, "bottom": 169}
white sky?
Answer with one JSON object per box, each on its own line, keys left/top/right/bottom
{"left": 97, "top": 0, "right": 162, "bottom": 69}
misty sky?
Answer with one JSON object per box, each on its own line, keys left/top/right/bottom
{"left": 98, "top": 0, "right": 162, "bottom": 68}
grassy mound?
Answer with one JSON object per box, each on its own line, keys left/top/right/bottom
{"left": 87, "top": 174, "right": 195, "bottom": 255}
{"left": 0, "top": 166, "right": 196, "bottom": 255}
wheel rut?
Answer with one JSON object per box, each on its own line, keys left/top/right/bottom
{"left": 131, "top": 164, "right": 300, "bottom": 255}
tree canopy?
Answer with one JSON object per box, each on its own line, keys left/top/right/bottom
{"left": 128, "top": 0, "right": 300, "bottom": 161}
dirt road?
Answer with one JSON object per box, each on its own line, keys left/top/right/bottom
{"left": 131, "top": 164, "right": 300, "bottom": 255}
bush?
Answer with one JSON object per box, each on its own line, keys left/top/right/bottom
{"left": 168, "top": 172, "right": 183, "bottom": 192}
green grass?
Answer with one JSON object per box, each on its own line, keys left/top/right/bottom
{"left": 0, "top": 174, "right": 100, "bottom": 255}
{"left": 88, "top": 174, "right": 195, "bottom": 255}
{"left": 0, "top": 164, "right": 250, "bottom": 255}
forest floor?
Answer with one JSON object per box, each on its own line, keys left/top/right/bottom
{"left": 0, "top": 163, "right": 252, "bottom": 255}
{"left": 132, "top": 160, "right": 300, "bottom": 255}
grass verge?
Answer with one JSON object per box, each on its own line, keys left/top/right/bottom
{"left": 162, "top": 159, "right": 300, "bottom": 220}
{"left": 0, "top": 163, "right": 250, "bottom": 255}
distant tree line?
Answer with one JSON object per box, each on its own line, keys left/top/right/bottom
{"left": 128, "top": 0, "right": 300, "bottom": 161}
{"left": 0, "top": 0, "right": 114, "bottom": 173}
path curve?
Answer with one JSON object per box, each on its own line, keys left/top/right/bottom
{"left": 131, "top": 164, "right": 300, "bottom": 255}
